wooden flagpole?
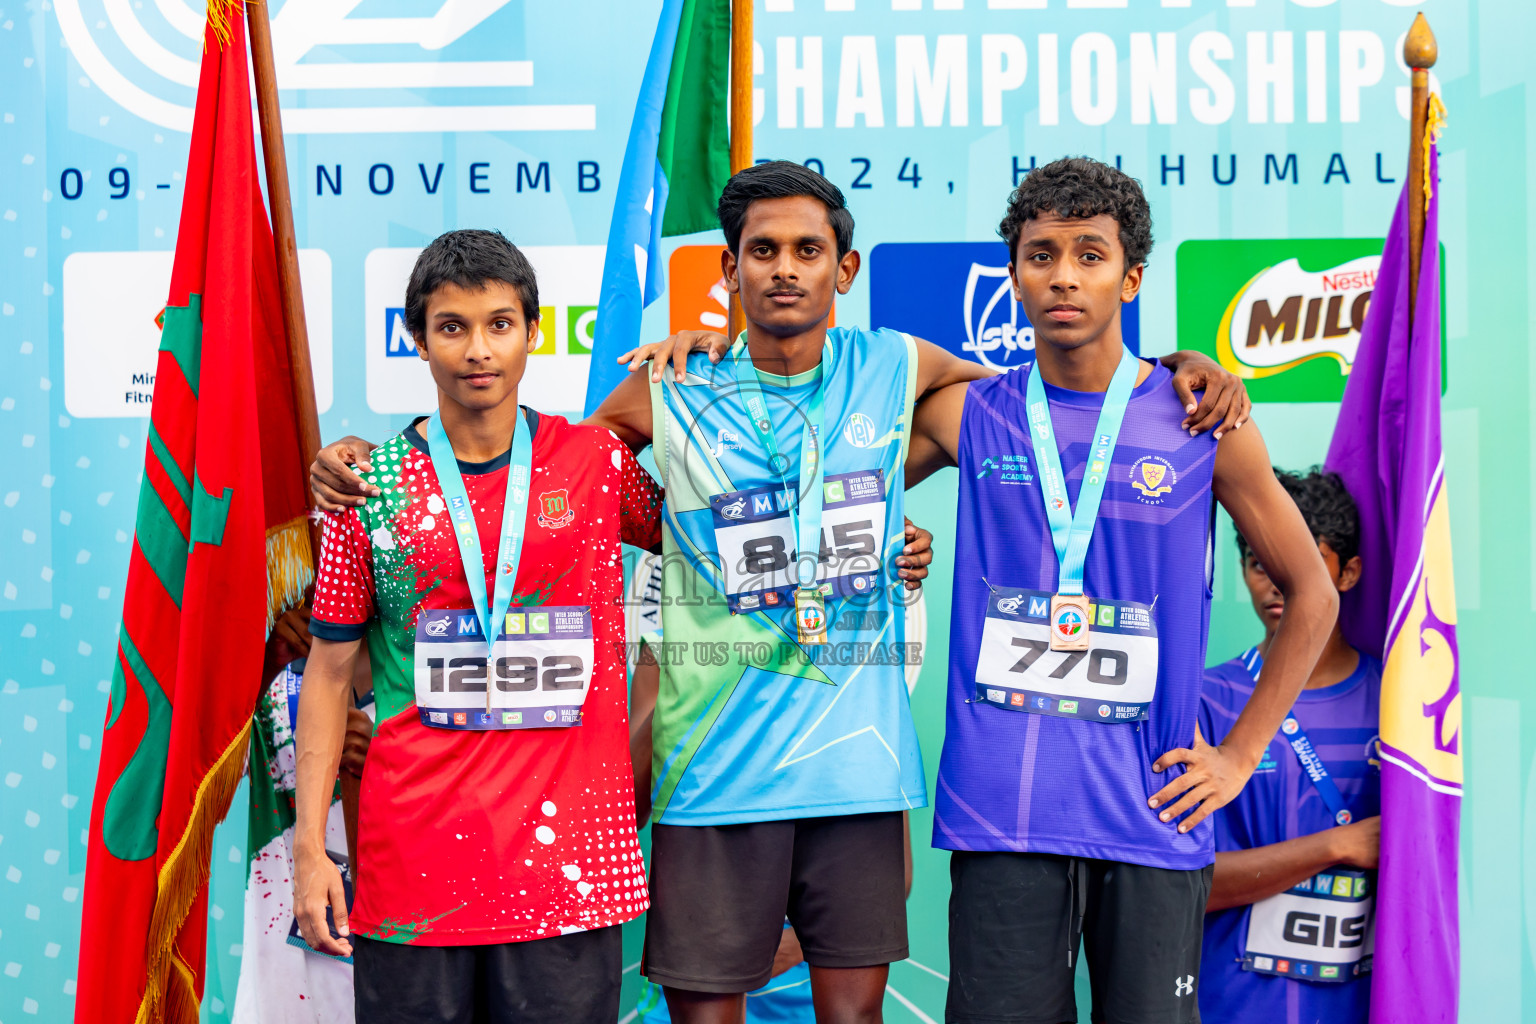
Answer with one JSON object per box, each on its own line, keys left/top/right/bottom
{"left": 1404, "top": 13, "right": 1438, "bottom": 323}
{"left": 247, "top": 3, "right": 363, "bottom": 869}
{"left": 726, "top": 0, "right": 753, "bottom": 344}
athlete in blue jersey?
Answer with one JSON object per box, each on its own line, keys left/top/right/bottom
{"left": 1199, "top": 470, "right": 1382, "bottom": 1024}
{"left": 901, "top": 158, "right": 1341, "bottom": 1024}
{"left": 631, "top": 630, "right": 819, "bottom": 1024}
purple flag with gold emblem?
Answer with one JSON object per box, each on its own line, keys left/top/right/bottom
{"left": 1325, "top": 118, "right": 1459, "bottom": 1024}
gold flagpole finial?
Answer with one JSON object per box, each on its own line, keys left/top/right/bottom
{"left": 1404, "top": 12, "right": 1438, "bottom": 71}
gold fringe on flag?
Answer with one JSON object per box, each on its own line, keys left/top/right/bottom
{"left": 133, "top": 718, "right": 254, "bottom": 1024}
{"left": 204, "top": 0, "right": 245, "bottom": 50}
{"left": 266, "top": 514, "right": 315, "bottom": 635}
{"left": 1423, "top": 93, "right": 1447, "bottom": 203}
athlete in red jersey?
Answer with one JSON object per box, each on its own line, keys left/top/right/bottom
{"left": 293, "top": 230, "right": 662, "bottom": 1023}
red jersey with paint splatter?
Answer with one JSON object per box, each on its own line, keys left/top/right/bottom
{"left": 310, "top": 410, "right": 662, "bottom": 945}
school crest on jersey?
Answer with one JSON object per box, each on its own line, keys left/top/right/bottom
{"left": 538, "top": 489, "right": 575, "bottom": 528}
{"left": 1130, "top": 455, "right": 1177, "bottom": 504}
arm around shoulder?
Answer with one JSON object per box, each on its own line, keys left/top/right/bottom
{"left": 582, "top": 369, "right": 656, "bottom": 454}
{"left": 905, "top": 380, "right": 968, "bottom": 489}
{"left": 1212, "top": 423, "right": 1338, "bottom": 763}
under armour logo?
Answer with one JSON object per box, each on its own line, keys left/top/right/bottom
{"left": 1174, "top": 975, "right": 1195, "bottom": 998}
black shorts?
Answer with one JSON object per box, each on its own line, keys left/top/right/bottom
{"left": 352, "top": 925, "right": 621, "bottom": 1024}
{"left": 643, "top": 811, "right": 908, "bottom": 993}
{"left": 947, "top": 852, "right": 1213, "bottom": 1024}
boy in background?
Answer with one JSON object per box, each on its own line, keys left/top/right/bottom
{"left": 1199, "top": 469, "right": 1382, "bottom": 1023}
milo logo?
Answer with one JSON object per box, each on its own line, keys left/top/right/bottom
{"left": 1177, "top": 239, "right": 1445, "bottom": 403}
{"left": 1218, "top": 256, "right": 1378, "bottom": 379}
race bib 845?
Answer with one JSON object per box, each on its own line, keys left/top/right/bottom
{"left": 710, "top": 470, "right": 888, "bottom": 614}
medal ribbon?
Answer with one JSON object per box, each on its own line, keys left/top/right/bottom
{"left": 1242, "top": 648, "right": 1353, "bottom": 825}
{"left": 425, "top": 408, "right": 536, "bottom": 661}
{"left": 729, "top": 335, "right": 833, "bottom": 590}
{"left": 1024, "top": 347, "right": 1140, "bottom": 598}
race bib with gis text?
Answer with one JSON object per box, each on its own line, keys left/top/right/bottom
{"left": 1243, "top": 868, "right": 1375, "bottom": 984}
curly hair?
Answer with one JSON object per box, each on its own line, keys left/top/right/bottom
{"left": 997, "top": 157, "right": 1153, "bottom": 270}
{"left": 1237, "top": 467, "right": 1361, "bottom": 566}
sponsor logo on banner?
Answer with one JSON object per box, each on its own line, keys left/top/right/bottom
{"left": 54, "top": 0, "right": 596, "bottom": 134}
{"left": 366, "top": 246, "right": 600, "bottom": 413}
{"left": 1177, "top": 239, "right": 1445, "bottom": 402}
{"left": 869, "top": 242, "right": 1139, "bottom": 366}
{"left": 61, "top": 250, "right": 335, "bottom": 418}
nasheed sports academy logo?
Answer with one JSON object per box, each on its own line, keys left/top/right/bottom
{"left": 1176, "top": 238, "right": 1445, "bottom": 403}
{"left": 53, "top": 0, "right": 595, "bottom": 134}
{"left": 870, "top": 243, "right": 1140, "bottom": 369}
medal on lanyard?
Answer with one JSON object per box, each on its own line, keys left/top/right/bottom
{"left": 425, "top": 408, "right": 536, "bottom": 710}
{"left": 1025, "top": 348, "right": 1140, "bottom": 652}
{"left": 1244, "top": 648, "right": 1355, "bottom": 826}
{"left": 730, "top": 337, "right": 833, "bottom": 645}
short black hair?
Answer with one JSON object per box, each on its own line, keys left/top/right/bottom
{"left": 717, "top": 160, "right": 854, "bottom": 258}
{"left": 405, "top": 229, "right": 539, "bottom": 340}
{"left": 1237, "top": 467, "right": 1361, "bottom": 566}
{"left": 998, "top": 157, "right": 1153, "bottom": 270}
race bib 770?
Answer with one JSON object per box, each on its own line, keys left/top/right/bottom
{"left": 973, "top": 586, "right": 1158, "bottom": 722}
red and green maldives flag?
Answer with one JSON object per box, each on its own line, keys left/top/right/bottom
{"left": 76, "top": 3, "right": 313, "bottom": 1021}
{"left": 585, "top": 0, "right": 731, "bottom": 413}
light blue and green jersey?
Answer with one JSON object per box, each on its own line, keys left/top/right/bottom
{"left": 648, "top": 326, "right": 926, "bottom": 825}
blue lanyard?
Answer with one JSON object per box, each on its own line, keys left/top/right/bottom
{"left": 1242, "top": 647, "right": 1353, "bottom": 826}
{"left": 729, "top": 336, "right": 832, "bottom": 590}
{"left": 424, "top": 408, "right": 535, "bottom": 660}
{"left": 1024, "top": 347, "right": 1139, "bottom": 597}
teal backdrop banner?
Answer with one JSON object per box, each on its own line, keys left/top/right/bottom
{"left": 0, "top": 0, "right": 1522, "bottom": 1020}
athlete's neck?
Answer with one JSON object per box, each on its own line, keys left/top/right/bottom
{"left": 1033, "top": 318, "right": 1142, "bottom": 391}
{"left": 436, "top": 390, "right": 522, "bottom": 463}
{"left": 744, "top": 321, "right": 828, "bottom": 378}
{"left": 1258, "top": 623, "right": 1358, "bottom": 690}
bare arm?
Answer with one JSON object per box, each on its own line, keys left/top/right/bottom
{"left": 1149, "top": 422, "right": 1337, "bottom": 832}
{"left": 629, "top": 643, "right": 659, "bottom": 828}
{"left": 582, "top": 368, "right": 655, "bottom": 453}
{"left": 1208, "top": 817, "right": 1381, "bottom": 913}
{"left": 292, "top": 636, "right": 362, "bottom": 956}
{"left": 905, "top": 381, "right": 968, "bottom": 489}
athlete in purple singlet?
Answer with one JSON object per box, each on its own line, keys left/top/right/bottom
{"left": 1199, "top": 469, "right": 1382, "bottom": 1024}
{"left": 905, "top": 158, "right": 1342, "bottom": 1024}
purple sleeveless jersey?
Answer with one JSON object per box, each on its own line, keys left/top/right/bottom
{"left": 933, "top": 361, "right": 1219, "bottom": 870}
{"left": 1198, "top": 651, "right": 1381, "bottom": 1024}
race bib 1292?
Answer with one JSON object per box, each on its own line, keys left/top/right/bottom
{"left": 973, "top": 586, "right": 1158, "bottom": 722}
{"left": 413, "top": 607, "right": 594, "bottom": 730}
